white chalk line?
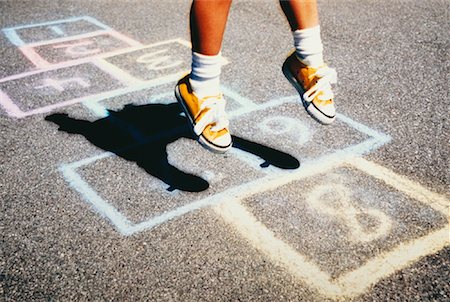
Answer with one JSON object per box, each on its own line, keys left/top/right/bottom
{"left": 24, "top": 30, "right": 111, "bottom": 48}
{"left": 2, "top": 16, "right": 111, "bottom": 47}
{"left": 24, "top": 21, "right": 443, "bottom": 300}
{"left": 61, "top": 123, "right": 384, "bottom": 237}
{"left": 60, "top": 163, "right": 133, "bottom": 234}
{"left": 1, "top": 39, "right": 194, "bottom": 118}
{"left": 0, "top": 38, "right": 189, "bottom": 83}
{"left": 213, "top": 157, "right": 449, "bottom": 299}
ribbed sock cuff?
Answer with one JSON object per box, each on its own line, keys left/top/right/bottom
{"left": 293, "top": 25, "right": 324, "bottom": 67}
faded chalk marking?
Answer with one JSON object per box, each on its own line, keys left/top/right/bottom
{"left": 348, "top": 157, "right": 449, "bottom": 213}
{"left": 18, "top": 30, "right": 141, "bottom": 68}
{"left": 213, "top": 157, "right": 448, "bottom": 299}
{"left": 1, "top": 66, "right": 184, "bottom": 118}
{"left": 91, "top": 59, "right": 143, "bottom": 86}
{"left": 60, "top": 138, "right": 368, "bottom": 237}
{"left": 34, "top": 77, "right": 90, "bottom": 92}
{"left": 1, "top": 39, "right": 188, "bottom": 83}
{"left": 2, "top": 28, "right": 25, "bottom": 47}
{"left": 64, "top": 93, "right": 391, "bottom": 237}
{"left": 2, "top": 16, "right": 112, "bottom": 47}
{"left": 60, "top": 163, "right": 134, "bottom": 234}
{"left": 24, "top": 30, "right": 111, "bottom": 48}
{"left": 214, "top": 199, "right": 343, "bottom": 296}
{"left": 49, "top": 25, "right": 65, "bottom": 36}
{"left": 3, "top": 16, "right": 105, "bottom": 32}
{"left": 136, "top": 49, "right": 182, "bottom": 71}
{"left": 0, "top": 90, "right": 25, "bottom": 118}
{"left": 201, "top": 170, "right": 225, "bottom": 183}
{"left": 53, "top": 40, "right": 101, "bottom": 57}
{"left": 1, "top": 38, "right": 194, "bottom": 118}
{"left": 306, "top": 183, "right": 392, "bottom": 243}
{"left": 258, "top": 116, "right": 311, "bottom": 146}
{"left": 18, "top": 46, "right": 52, "bottom": 68}
{"left": 67, "top": 152, "right": 114, "bottom": 169}
{"left": 221, "top": 86, "right": 258, "bottom": 110}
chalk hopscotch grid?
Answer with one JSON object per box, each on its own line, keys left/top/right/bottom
{"left": 2, "top": 16, "right": 112, "bottom": 47}
{"left": 215, "top": 157, "right": 449, "bottom": 299}
{"left": 3, "top": 16, "right": 142, "bottom": 69}
{"left": 60, "top": 86, "right": 391, "bottom": 235}
{"left": 16, "top": 30, "right": 144, "bottom": 69}
{"left": 5, "top": 16, "right": 447, "bottom": 300}
{"left": 0, "top": 39, "right": 192, "bottom": 118}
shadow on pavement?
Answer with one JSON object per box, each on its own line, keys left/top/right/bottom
{"left": 45, "top": 102, "right": 300, "bottom": 192}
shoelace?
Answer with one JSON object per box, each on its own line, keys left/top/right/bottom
{"left": 193, "top": 94, "right": 229, "bottom": 136}
{"left": 303, "top": 66, "right": 337, "bottom": 103}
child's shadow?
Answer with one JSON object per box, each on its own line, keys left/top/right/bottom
{"left": 46, "top": 102, "right": 300, "bottom": 192}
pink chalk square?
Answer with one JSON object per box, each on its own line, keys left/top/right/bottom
{"left": 0, "top": 63, "right": 124, "bottom": 114}
{"left": 13, "top": 19, "right": 105, "bottom": 45}
{"left": 102, "top": 40, "right": 191, "bottom": 81}
{"left": 25, "top": 32, "right": 139, "bottom": 67}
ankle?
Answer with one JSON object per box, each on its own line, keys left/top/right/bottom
{"left": 293, "top": 25, "right": 324, "bottom": 68}
{"left": 190, "top": 52, "right": 223, "bottom": 98}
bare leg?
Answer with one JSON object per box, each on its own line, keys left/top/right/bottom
{"left": 190, "top": 0, "right": 233, "bottom": 55}
{"left": 280, "top": 0, "right": 337, "bottom": 125}
{"left": 173, "top": 0, "right": 234, "bottom": 153}
{"left": 279, "top": 0, "right": 319, "bottom": 30}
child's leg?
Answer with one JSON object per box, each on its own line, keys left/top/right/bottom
{"left": 280, "top": 0, "right": 337, "bottom": 125}
{"left": 279, "top": 0, "right": 319, "bottom": 31}
{"left": 280, "top": 0, "right": 323, "bottom": 67}
{"left": 174, "top": 0, "right": 233, "bottom": 153}
{"left": 190, "top": 0, "right": 232, "bottom": 56}
{"left": 188, "top": 0, "right": 232, "bottom": 98}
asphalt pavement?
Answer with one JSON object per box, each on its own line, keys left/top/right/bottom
{"left": 1, "top": 0, "right": 449, "bottom": 301}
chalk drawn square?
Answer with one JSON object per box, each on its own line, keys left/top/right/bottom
{"left": 239, "top": 166, "right": 447, "bottom": 279}
{"left": 2, "top": 16, "right": 109, "bottom": 46}
{"left": 102, "top": 39, "right": 192, "bottom": 81}
{"left": 60, "top": 88, "right": 392, "bottom": 237}
{"left": 0, "top": 63, "right": 124, "bottom": 116}
{"left": 214, "top": 158, "right": 449, "bottom": 299}
{"left": 75, "top": 140, "right": 265, "bottom": 225}
{"left": 29, "top": 33, "right": 137, "bottom": 66}
{"left": 85, "top": 83, "right": 246, "bottom": 118}
{"left": 226, "top": 96, "right": 391, "bottom": 170}
{"left": 60, "top": 83, "right": 274, "bottom": 235}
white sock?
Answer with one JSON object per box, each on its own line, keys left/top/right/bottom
{"left": 189, "top": 52, "right": 223, "bottom": 98}
{"left": 293, "top": 25, "right": 324, "bottom": 68}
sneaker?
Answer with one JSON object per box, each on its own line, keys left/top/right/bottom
{"left": 175, "top": 75, "right": 232, "bottom": 153}
{"left": 282, "top": 52, "right": 337, "bottom": 124}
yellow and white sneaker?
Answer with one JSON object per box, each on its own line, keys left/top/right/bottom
{"left": 175, "top": 75, "right": 232, "bottom": 153}
{"left": 282, "top": 52, "right": 337, "bottom": 125}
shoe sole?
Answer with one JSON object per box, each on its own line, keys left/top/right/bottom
{"left": 175, "top": 85, "right": 232, "bottom": 154}
{"left": 282, "top": 60, "right": 335, "bottom": 125}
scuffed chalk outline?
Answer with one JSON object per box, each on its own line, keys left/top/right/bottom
{"left": 0, "top": 39, "right": 192, "bottom": 118}
{"left": 60, "top": 92, "right": 391, "bottom": 236}
{"left": 17, "top": 30, "right": 143, "bottom": 68}
{"left": 2, "top": 16, "right": 112, "bottom": 47}
{"left": 214, "top": 157, "right": 449, "bottom": 299}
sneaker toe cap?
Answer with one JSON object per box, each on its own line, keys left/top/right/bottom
{"left": 213, "top": 132, "right": 232, "bottom": 148}
{"left": 314, "top": 101, "right": 336, "bottom": 118}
